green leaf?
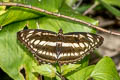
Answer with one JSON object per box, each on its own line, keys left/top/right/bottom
{"left": 44, "top": 76, "right": 56, "bottom": 80}
{"left": 0, "top": 6, "right": 6, "bottom": 15}
{"left": 61, "top": 64, "right": 81, "bottom": 75}
{"left": 76, "top": 4, "right": 91, "bottom": 13}
{"left": 37, "top": 16, "right": 97, "bottom": 33}
{"left": 61, "top": 55, "right": 89, "bottom": 76}
{"left": 98, "top": 0, "right": 120, "bottom": 17}
{"left": 91, "top": 57, "right": 120, "bottom": 80}
{"left": 33, "top": 64, "right": 56, "bottom": 78}
{"left": 0, "top": 21, "right": 38, "bottom": 80}
{"left": 56, "top": 75, "right": 62, "bottom": 80}
{"left": 2, "top": 0, "right": 64, "bottom": 12}
{"left": 101, "top": 0, "right": 120, "bottom": 7}
{"left": 66, "top": 65, "right": 95, "bottom": 80}
{"left": 65, "top": 0, "right": 77, "bottom": 7}
{"left": 0, "top": 0, "right": 64, "bottom": 26}
{"left": 0, "top": 7, "right": 40, "bottom": 26}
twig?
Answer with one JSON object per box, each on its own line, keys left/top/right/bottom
{"left": 73, "top": 0, "right": 83, "bottom": 9}
{"left": 83, "top": 2, "right": 99, "bottom": 16}
{"left": 56, "top": 63, "right": 66, "bottom": 80}
{"left": 0, "top": 2, "right": 120, "bottom": 36}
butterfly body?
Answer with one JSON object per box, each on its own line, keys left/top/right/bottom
{"left": 17, "top": 29, "right": 104, "bottom": 64}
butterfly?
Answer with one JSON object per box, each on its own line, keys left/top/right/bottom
{"left": 17, "top": 29, "right": 104, "bottom": 64}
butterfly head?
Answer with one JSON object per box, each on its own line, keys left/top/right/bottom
{"left": 58, "top": 28, "right": 63, "bottom": 35}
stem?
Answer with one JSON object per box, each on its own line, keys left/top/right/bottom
{"left": 56, "top": 72, "right": 66, "bottom": 80}
{"left": 0, "top": 2, "right": 120, "bottom": 36}
{"left": 83, "top": 2, "right": 99, "bottom": 15}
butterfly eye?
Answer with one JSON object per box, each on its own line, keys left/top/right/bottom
{"left": 17, "top": 29, "right": 104, "bottom": 64}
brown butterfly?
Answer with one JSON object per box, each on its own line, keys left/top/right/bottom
{"left": 17, "top": 29, "right": 104, "bottom": 64}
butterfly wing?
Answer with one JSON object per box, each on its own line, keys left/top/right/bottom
{"left": 17, "top": 29, "right": 104, "bottom": 65}
{"left": 58, "top": 32, "right": 104, "bottom": 64}
{"left": 17, "top": 29, "right": 58, "bottom": 64}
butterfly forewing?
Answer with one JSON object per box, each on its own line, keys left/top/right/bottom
{"left": 17, "top": 29, "right": 59, "bottom": 64}
{"left": 17, "top": 29, "right": 104, "bottom": 64}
